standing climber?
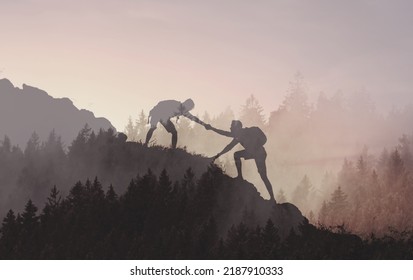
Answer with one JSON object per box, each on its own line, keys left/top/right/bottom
{"left": 145, "top": 99, "right": 206, "bottom": 148}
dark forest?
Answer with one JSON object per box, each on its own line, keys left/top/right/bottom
{"left": 1, "top": 127, "right": 413, "bottom": 259}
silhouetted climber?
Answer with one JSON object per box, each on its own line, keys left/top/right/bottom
{"left": 145, "top": 99, "right": 206, "bottom": 148}
{"left": 205, "top": 120, "right": 275, "bottom": 202}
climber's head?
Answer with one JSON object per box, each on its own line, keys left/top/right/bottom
{"left": 181, "top": 98, "right": 195, "bottom": 112}
{"left": 230, "top": 120, "right": 243, "bottom": 134}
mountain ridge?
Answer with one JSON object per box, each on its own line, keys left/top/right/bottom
{"left": 0, "top": 78, "right": 115, "bottom": 148}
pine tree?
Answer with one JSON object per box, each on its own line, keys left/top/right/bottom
{"left": 292, "top": 175, "right": 312, "bottom": 209}
{"left": 47, "top": 186, "right": 61, "bottom": 209}
{"left": 21, "top": 199, "right": 39, "bottom": 230}
{"left": 69, "top": 124, "right": 92, "bottom": 158}
{"left": 106, "top": 184, "right": 118, "bottom": 203}
{"left": 1, "top": 209, "right": 17, "bottom": 235}
{"left": 357, "top": 155, "right": 368, "bottom": 177}
{"left": 0, "top": 135, "right": 11, "bottom": 153}
{"left": 280, "top": 72, "right": 310, "bottom": 117}
{"left": 42, "top": 185, "right": 62, "bottom": 224}
{"left": 195, "top": 217, "right": 218, "bottom": 259}
{"left": 328, "top": 186, "right": 348, "bottom": 226}
{"left": 398, "top": 134, "right": 413, "bottom": 169}
{"left": 158, "top": 169, "right": 172, "bottom": 193}
{"left": 0, "top": 210, "right": 19, "bottom": 258}
{"left": 182, "top": 168, "right": 196, "bottom": 191}
{"left": 44, "top": 130, "right": 65, "bottom": 157}
{"left": 19, "top": 200, "right": 40, "bottom": 258}
{"left": 239, "top": 94, "right": 266, "bottom": 128}
{"left": 24, "top": 132, "right": 40, "bottom": 158}
{"left": 136, "top": 110, "right": 148, "bottom": 142}
{"left": 318, "top": 201, "right": 329, "bottom": 225}
{"left": 89, "top": 176, "right": 105, "bottom": 200}
{"left": 124, "top": 116, "right": 138, "bottom": 142}
{"left": 387, "top": 149, "right": 405, "bottom": 186}
{"left": 68, "top": 181, "right": 85, "bottom": 208}
{"left": 225, "top": 223, "right": 249, "bottom": 259}
{"left": 261, "top": 219, "right": 280, "bottom": 259}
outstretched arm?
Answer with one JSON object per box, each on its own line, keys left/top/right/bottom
{"left": 205, "top": 124, "right": 233, "bottom": 137}
{"left": 214, "top": 139, "right": 238, "bottom": 159}
{"left": 183, "top": 112, "right": 207, "bottom": 126}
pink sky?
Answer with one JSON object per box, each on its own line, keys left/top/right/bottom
{"left": 1, "top": 0, "right": 412, "bottom": 129}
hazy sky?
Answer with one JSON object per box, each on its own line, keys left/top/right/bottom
{"left": 1, "top": 0, "right": 412, "bottom": 130}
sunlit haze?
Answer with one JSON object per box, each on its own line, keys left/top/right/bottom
{"left": 1, "top": 0, "right": 412, "bottom": 130}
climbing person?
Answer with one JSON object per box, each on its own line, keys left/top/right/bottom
{"left": 205, "top": 120, "right": 275, "bottom": 202}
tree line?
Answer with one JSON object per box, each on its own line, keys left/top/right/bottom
{"left": 1, "top": 168, "right": 413, "bottom": 259}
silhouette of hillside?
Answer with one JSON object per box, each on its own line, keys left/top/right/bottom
{"left": 0, "top": 78, "right": 115, "bottom": 147}
{"left": 0, "top": 126, "right": 304, "bottom": 237}
{"left": 1, "top": 128, "right": 413, "bottom": 259}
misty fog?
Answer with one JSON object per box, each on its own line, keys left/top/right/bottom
{"left": 124, "top": 74, "right": 413, "bottom": 236}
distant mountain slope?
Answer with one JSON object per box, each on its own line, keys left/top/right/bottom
{"left": 0, "top": 78, "right": 115, "bottom": 147}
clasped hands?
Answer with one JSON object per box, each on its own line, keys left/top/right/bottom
{"left": 203, "top": 123, "right": 212, "bottom": 130}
